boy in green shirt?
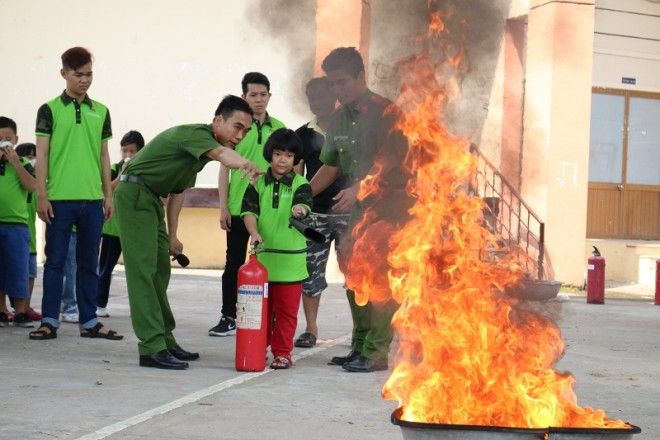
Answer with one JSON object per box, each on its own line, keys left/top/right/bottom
{"left": 0, "top": 117, "right": 37, "bottom": 328}
{"left": 241, "top": 128, "right": 312, "bottom": 369}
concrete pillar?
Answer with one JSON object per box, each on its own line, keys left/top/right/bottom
{"left": 501, "top": 17, "right": 526, "bottom": 191}
{"left": 522, "top": 0, "right": 596, "bottom": 284}
{"left": 314, "top": 0, "right": 370, "bottom": 75}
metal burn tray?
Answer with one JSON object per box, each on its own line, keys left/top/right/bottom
{"left": 391, "top": 409, "right": 547, "bottom": 439}
{"left": 391, "top": 409, "right": 641, "bottom": 440}
{"left": 549, "top": 426, "right": 641, "bottom": 440}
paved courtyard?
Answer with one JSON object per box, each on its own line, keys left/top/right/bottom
{"left": 0, "top": 268, "right": 658, "bottom": 439}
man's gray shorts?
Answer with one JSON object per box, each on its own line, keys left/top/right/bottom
{"left": 303, "top": 213, "right": 350, "bottom": 297}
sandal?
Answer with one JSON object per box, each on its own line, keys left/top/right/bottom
{"left": 80, "top": 322, "right": 123, "bottom": 340}
{"left": 29, "top": 323, "right": 58, "bottom": 340}
{"left": 270, "top": 355, "right": 292, "bottom": 370}
{"left": 294, "top": 332, "right": 317, "bottom": 348}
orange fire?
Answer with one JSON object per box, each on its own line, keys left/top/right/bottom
{"left": 343, "top": 12, "right": 628, "bottom": 430}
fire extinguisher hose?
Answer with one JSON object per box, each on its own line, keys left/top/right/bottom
{"left": 260, "top": 247, "right": 308, "bottom": 254}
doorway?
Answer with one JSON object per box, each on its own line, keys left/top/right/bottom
{"left": 587, "top": 88, "right": 660, "bottom": 239}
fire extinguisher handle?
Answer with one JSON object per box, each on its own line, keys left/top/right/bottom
{"left": 592, "top": 246, "right": 601, "bottom": 257}
{"left": 250, "top": 241, "right": 263, "bottom": 255}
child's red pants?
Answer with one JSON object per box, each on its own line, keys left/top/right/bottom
{"left": 267, "top": 282, "right": 302, "bottom": 358}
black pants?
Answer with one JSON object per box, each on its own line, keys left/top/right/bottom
{"left": 221, "top": 216, "right": 249, "bottom": 319}
{"left": 97, "top": 234, "right": 122, "bottom": 308}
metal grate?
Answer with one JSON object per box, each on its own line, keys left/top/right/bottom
{"left": 470, "top": 145, "right": 547, "bottom": 280}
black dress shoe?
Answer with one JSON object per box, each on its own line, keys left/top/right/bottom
{"left": 329, "top": 350, "right": 360, "bottom": 366}
{"left": 168, "top": 343, "right": 200, "bottom": 361}
{"left": 341, "top": 355, "right": 388, "bottom": 372}
{"left": 139, "top": 349, "right": 189, "bottom": 370}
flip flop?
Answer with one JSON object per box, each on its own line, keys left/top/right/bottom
{"left": 294, "top": 332, "right": 317, "bottom": 348}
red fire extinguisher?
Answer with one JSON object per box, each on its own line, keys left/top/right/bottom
{"left": 235, "top": 244, "right": 269, "bottom": 372}
{"left": 587, "top": 246, "right": 605, "bottom": 304}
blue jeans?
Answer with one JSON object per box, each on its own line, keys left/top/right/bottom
{"left": 42, "top": 201, "right": 103, "bottom": 329}
{"left": 61, "top": 231, "right": 78, "bottom": 315}
{"left": 0, "top": 224, "right": 30, "bottom": 299}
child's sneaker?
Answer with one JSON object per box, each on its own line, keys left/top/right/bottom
{"left": 13, "top": 313, "right": 35, "bottom": 328}
{"left": 24, "top": 307, "right": 42, "bottom": 321}
{"left": 96, "top": 307, "right": 110, "bottom": 317}
{"left": 208, "top": 316, "right": 236, "bottom": 336}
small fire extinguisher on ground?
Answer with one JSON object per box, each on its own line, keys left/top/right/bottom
{"left": 235, "top": 242, "right": 269, "bottom": 372}
{"left": 587, "top": 246, "right": 605, "bottom": 304}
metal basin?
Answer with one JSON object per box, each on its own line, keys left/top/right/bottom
{"left": 391, "top": 409, "right": 547, "bottom": 439}
{"left": 391, "top": 409, "right": 642, "bottom": 439}
{"left": 506, "top": 278, "right": 562, "bottom": 301}
{"left": 549, "top": 426, "right": 641, "bottom": 440}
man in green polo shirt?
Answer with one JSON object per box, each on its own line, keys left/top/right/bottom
{"left": 30, "top": 47, "right": 120, "bottom": 342}
{"left": 310, "top": 47, "right": 411, "bottom": 373}
{"left": 210, "top": 72, "right": 286, "bottom": 337}
{"left": 114, "top": 95, "right": 261, "bottom": 370}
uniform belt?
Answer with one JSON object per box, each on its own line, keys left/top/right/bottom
{"left": 119, "top": 174, "right": 161, "bottom": 198}
{"left": 119, "top": 174, "right": 146, "bottom": 186}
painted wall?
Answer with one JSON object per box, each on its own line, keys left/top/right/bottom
{"left": 0, "top": 0, "right": 319, "bottom": 265}
{"left": 593, "top": 0, "right": 660, "bottom": 92}
{"left": 0, "top": 0, "right": 316, "bottom": 184}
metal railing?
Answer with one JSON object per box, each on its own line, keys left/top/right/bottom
{"left": 469, "top": 145, "right": 547, "bottom": 280}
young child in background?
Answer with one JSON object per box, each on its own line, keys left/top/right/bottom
{"left": 0, "top": 117, "right": 37, "bottom": 328}
{"left": 241, "top": 128, "right": 312, "bottom": 369}
{"left": 96, "top": 130, "right": 145, "bottom": 317}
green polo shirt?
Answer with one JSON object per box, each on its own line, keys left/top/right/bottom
{"left": 226, "top": 114, "right": 285, "bottom": 215}
{"left": 102, "top": 163, "right": 121, "bottom": 236}
{"left": 35, "top": 91, "right": 112, "bottom": 200}
{"left": 241, "top": 169, "right": 312, "bottom": 282}
{"left": 319, "top": 89, "right": 408, "bottom": 186}
{"left": 0, "top": 158, "right": 34, "bottom": 225}
{"left": 122, "top": 124, "right": 215, "bottom": 197}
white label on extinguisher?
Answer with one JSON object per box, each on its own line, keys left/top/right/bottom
{"left": 236, "top": 284, "right": 263, "bottom": 330}
{"left": 264, "top": 283, "right": 269, "bottom": 298}
{"left": 587, "top": 264, "right": 595, "bottom": 270}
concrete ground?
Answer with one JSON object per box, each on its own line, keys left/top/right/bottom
{"left": 0, "top": 268, "right": 658, "bottom": 440}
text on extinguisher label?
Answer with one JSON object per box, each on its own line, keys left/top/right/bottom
{"left": 587, "top": 264, "right": 595, "bottom": 270}
{"left": 236, "top": 284, "right": 264, "bottom": 330}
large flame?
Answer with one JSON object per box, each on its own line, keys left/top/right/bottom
{"left": 343, "top": 11, "right": 628, "bottom": 429}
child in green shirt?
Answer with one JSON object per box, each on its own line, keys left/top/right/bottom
{"left": 241, "top": 128, "right": 312, "bottom": 369}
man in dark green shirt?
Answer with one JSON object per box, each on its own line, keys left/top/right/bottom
{"left": 114, "top": 95, "right": 261, "bottom": 370}
{"left": 311, "top": 47, "right": 411, "bottom": 373}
